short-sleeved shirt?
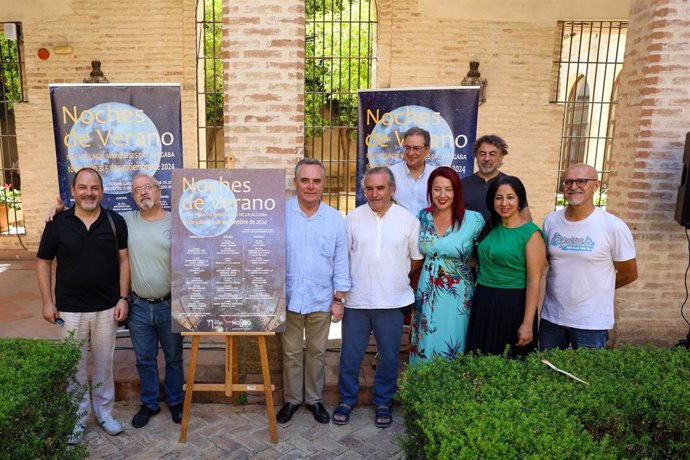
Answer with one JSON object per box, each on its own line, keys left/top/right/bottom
{"left": 285, "top": 198, "right": 351, "bottom": 314}
{"left": 37, "top": 206, "right": 128, "bottom": 312}
{"left": 390, "top": 161, "right": 436, "bottom": 214}
{"left": 462, "top": 172, "right": 528, "bottom": 222}
{"left": 345, "top": 203, "right": 423, "bottom": 309}
{"left": 541, "top": 208, "right": 636, "bottom": 330}
{"left": 123, "top": 210, "right": 171, "bottom": 299}
{"left": 477, "top": 221, "right": 541, "bottom": 289}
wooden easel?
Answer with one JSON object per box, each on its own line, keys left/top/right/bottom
{"left": 178, "top": 331, "right": 278, "bottom": 444}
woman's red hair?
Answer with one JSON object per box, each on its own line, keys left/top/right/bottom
{"left": 426, "top": 166, "right": 465, "bottom": 228}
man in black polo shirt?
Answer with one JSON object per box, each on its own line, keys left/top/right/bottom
{"left": 462, "top": 134, "right": 531, "bottom": 222}
{"left": 37, "top": 167, "right": 130, "bottom": 445}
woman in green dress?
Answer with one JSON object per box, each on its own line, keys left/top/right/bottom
{"left": 409, "top": 166, "right": 484, "bottom": 364}
{"left": 466, "top": 175, "right": 546, "bottom": 357}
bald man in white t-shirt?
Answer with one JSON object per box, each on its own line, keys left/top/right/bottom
{"left": 540, "top": 163, "right": 638, "bottom": 350}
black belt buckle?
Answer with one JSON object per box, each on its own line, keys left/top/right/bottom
{"left": 134, "top": 292, "right": 171, "bottom": 304}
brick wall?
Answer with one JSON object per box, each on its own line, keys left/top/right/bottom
{"left": 223, "top": 0, "right": 304, "bottom": 190}
{"left": 375, "top": 1, "right": 573, "bottom": 225}
{"left": 374, "top": 0, "right": 688, "bottom": 344}
{"left": 3, "top": 0, "right": 686, "bottom": 345}
{"left": 0, "top": 0, "right": 197, "bottom": 250}
{"left": 607, "top": 0, "right": 690, "bottom": 345}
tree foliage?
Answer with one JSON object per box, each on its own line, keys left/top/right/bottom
{"left": 0, "top": 29, "right": 23, "bottom": 112}
{"left": 306, "top": 0, "right": 375, "bottom": 138}
{"left": 198, "top": 0, "right": 375, "bottom": 134}
{"left": 202, "top": 0, "right": 224, "bottom": 125}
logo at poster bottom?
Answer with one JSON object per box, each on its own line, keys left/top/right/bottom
{"left": 226, "top": 318, "right": 253, "bottom": 328}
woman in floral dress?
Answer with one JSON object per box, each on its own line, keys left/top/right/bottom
{"left": 409, "top": 167, "right": 484, "bottom": 364}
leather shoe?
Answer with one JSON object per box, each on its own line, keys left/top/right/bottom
{"left": 169, "top": 403, "right": 183, "bottom": 424}
{"left": 306, "top": 402, "right": 330, "bottom": 424}
{"left": 276, "top": 402, "right": 299, "bottom": 423}
{"left": 132, "top": 405, "right": 160, "bottom": 428}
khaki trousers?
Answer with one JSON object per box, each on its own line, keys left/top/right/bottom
{"left": 281, "top": 310, "right": 331, "bottom": 405}
{"left": 60, "top": 308, "right": 117, "bottom": 427}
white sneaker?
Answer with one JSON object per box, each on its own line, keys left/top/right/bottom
{"left": 98, "top": 414, "right": 123, "bottom": 435}
{"left": 67, "top": 424, "right": 85, "bottom": 445}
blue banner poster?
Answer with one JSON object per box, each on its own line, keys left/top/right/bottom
{"left": 49, "top": 84, "right": 183, "bottom": 212}
{"left": 356, "top": 87, "right": 479, "bottom": 205}
{"left": 170, "top": 169, "right": 286, "bottom": 333}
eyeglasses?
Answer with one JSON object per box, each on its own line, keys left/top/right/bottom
{"left": 561, "top": 178, "right": 598, "bottom": 188}
{"left": 403, "top": 145, "right": 427, "bottom": 153}
{"left": 132, "top": 183, "right": 158, "bottom": 195}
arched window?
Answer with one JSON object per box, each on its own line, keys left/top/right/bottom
{"left": 552, "top": 21, "right": 626, "bottom": 209}
{"left": 601, "top": 75, "right": 620, "bottom": 194}
{"left": 560, "top": 75, "right": 590, "bottom": 169}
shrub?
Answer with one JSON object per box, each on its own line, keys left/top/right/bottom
{"left": 398, "top": 347, "right": 690, "bottom": 459}
{"left": 0, "top": 337, "right": 87, "bottom": 459}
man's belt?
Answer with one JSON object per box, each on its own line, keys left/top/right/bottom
{"left": 132, "top": 292, "right": 171, "bottom": 304}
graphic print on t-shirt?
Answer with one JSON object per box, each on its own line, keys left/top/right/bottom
{"left": 549, "top": 232, "right": 595, "bottom": 252}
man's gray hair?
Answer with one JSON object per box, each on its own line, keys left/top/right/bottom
{"left": 131, "top": 173, "right": 160, "bottom": 191}
{"left": 403, "top": 126, "right": 431, "bottom": 147}
{"left": 295, "top": 157, "right": 326, "bottom": 179}
{"left": 362, "top": 166, "right": 396, "bottom": 190}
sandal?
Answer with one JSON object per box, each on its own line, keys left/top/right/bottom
{"left": 374, "top": 405, "right": 392, "bottom": 428}
{"left": 332, "top": 403, "right": 353, "bottom": 425}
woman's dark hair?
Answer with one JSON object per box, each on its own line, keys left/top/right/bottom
{"left": 485, "top": 175, "right": 527, "bottom": 224}
{"left": 426, "top": 166, "right": 465, "bottom": 228}
{"left": 478, "top": 175, "right": 528, "bottom": 242}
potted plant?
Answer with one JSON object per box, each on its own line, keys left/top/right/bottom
{"left": 0, "top": 183, "right": 22, "bottom": 233}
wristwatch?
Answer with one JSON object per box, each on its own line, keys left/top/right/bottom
{"left": 333, "top": 296, "right": 346, "bottom": 305}
{"left": 119, "top": 295, "right": 130, "bottom": 303}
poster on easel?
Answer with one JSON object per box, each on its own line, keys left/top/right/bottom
{"left": 49, "top": 83, "right": 183, "bottom": 212}
{"left": 170, "top": 168, "right": 286, "bottom": 333}
{"left": 356, "top": 86, "right": 479, "bottom": 206}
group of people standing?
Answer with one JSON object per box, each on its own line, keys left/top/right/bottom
{"left": 37, "top": 126, "right": 638, "bottom": 443}
{"left": 39, "top": 170, "right": 184, "bottom": 444}
{"left": 408, "top": 131, "right": 544, "bottom": 361}
{"left": 400, "top": 129, "right": 637, "bottom": 363}
{"left": 290, "top": 127, "right": 636, "bottom": 429}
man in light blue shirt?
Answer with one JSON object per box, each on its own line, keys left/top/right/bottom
{"left": 389, "top": 126, "right": 437, "bottom": 215}
{"left": 278, "top": 158, "right": 351, "bottom": 425}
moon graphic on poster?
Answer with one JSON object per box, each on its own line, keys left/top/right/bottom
{"left": 366, "top": 105, "right": 454, "bottom": 168}
{"left": 67, "top": 102, "right": 161, "bottom": 194}
{"left": 178, "top": 179, "right": 237, "bottom": 237}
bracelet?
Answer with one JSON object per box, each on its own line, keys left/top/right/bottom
{"left": 119, "top": 295, "right": 130, "bottom": 303}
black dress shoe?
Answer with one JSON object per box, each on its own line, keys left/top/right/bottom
{"left": 306, "top": 402, "right": 330, "bottom": 424}
{"left": 276, "top": 402, "right": 299, "bottom": 423}
{"left": 132, "top": 405, "right": 160, "bottom": 428}
{"left": 169, "top": 403, "right": 183, "bottom": 424}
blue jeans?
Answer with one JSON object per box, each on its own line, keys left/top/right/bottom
{"left": 539, "top": 318, "right": 609, "bottom": 350}
{"left": 338, "top": 307, "right": 405, "bottom": 407}
{"left": 128, "top": 295, "right": 185, "bottom": 409}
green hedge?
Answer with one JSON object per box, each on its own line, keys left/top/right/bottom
{"left": 398, "top": 347, "right": 690, "bottom": 459}
{"left": 0, "top": 337, "right": 87, "bottom": 460}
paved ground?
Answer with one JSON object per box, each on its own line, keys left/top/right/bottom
{"left": 84, "top": 401, "right": 404, "bottom": 459}
{"left": 0, "top": 257, "right": 407, "bottom": 459}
